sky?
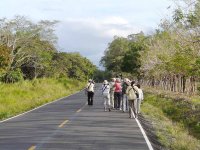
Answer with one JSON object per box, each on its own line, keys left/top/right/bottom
{"left": 0, "top": 0, "right": 175, "bottom": 68}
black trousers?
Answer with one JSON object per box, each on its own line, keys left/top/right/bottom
{"left": 87, "top": 91, "right": 94, "bottom": 105}
{"left": 114, "top": 92, "right": 122, "bottom": 109}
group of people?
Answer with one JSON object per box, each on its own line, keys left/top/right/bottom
{"left": 101, "top": 78, "right": 143, "bottom": 118}
{"left": 85, "top": 77, "right": 144, "bottom": 119}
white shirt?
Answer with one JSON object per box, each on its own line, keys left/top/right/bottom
{"left": 86, "top": 82, "right": 94, "bottom": 92}
{"left": 102, "top": 84, "right": 110, "bottom": 94}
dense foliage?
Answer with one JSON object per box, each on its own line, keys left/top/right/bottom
{"left": 101, "top": 0, "right": 200, "bottom": 95}
{"left": 100, "top": 33, "right": 145, "bottom": 77}
{"left": 0, "top": 16, "right": 96, "bottom": 83}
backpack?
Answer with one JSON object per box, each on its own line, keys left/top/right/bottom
{"left": 127, "top": 86, "right": 137, "bottom": 100}
{"left": 132, "top": 86, "right": 139, "bottom": 98}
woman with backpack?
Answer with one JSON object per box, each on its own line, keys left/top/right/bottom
{"left": 126, "top": 80, "right": 139, "bottom": 118}
{"left": 102, "top": 80, "right": 111, "bottom": 111}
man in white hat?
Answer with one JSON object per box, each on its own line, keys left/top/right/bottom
{"left": 86, "top": 79, "right": 95, "bottom": 105}
{"left": 102, "top": 80, "right": 111, "bottom": 111}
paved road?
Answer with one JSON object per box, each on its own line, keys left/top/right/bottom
{"left": 0, "top": 84, "right": 149, "bottom": 150}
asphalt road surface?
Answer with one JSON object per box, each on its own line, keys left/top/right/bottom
{"left": 0, "top": 84, "right": 150, "bottom": 150}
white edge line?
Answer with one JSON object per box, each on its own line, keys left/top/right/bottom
{"left": 134, "top": 116, "right": 154, "bottom": 150}
{"left": 0, "top": 89, "right": 84, "bottom": 123}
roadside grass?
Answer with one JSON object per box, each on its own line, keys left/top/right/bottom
{"left": 0, "top": 78, "right": 85, "bottom": 121}
{"left": 141, "top": 93, "right": 200, "bottom": 150}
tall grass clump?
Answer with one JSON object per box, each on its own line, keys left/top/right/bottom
{"left": 0, "top": 78, "right": 85, "bottom": 120}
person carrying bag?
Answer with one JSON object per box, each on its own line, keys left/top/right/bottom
{"left": 101, "top": 80, "right": 111, "bottom": 111}
{"left": 126, "top": 80, "right": 139, "bottom": 118}
{"left": 85, "top": 79, "right": 95, "bottom": 105}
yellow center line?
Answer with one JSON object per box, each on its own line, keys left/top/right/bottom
{"left": 58, "top": 120, "right": 69, "bottom": 128}
{"left": 28, "top": 146, "right": 36, "bottom": 150}
{"left": 76, "top": 109, "right": 82, "bottom": 113}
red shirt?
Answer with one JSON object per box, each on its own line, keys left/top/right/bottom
{"left": 114, "top": 82, "right": 122, "bottom": 92}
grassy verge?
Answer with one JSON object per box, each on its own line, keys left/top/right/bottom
{"left": 0, "top": 78, "right": 85, "bottom": 121}
{"left": 141, "top": 92, "right": 200, "bottom": 150}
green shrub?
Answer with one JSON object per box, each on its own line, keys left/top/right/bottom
{"left": 0, "top": 69, "right": 24, "bottom": 83}
{"left": 142, "top": 93, "right": 200, "bottom": 150}
{"left": 144, "top": 93, "right": 200, "bottom": 139}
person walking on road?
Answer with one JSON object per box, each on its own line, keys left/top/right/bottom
{"left": 102, "top": 80, "right": 111, "bottom": 112}
{"left": 109, "top": 78, "right": 116, "bottom": 108}
{"left": 86, "top": 79, "right": 95, "bottom": 105}
{"left": 126, "top": 80, "right": 139, "bottom": 118}
{"left": 135, "top": 84, "right": 144, "bottom": 115}
{"left": 114, "top": 78, "right": 122, "bottom": 109}
{"left": 121, "top": 78, "right": 129, "bottom": 112}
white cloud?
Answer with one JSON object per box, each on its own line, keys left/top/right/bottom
{"left": 102, "top": 16, "right": 129, "bottom": 25}
{"left": 60, "top": 16, "right": 144, "bottom": 37}
{"left": 55, "top": 16, "right": 146, "bottom": 67}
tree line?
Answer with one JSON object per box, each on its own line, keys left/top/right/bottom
{"left": 0, "top": 16, "right": 96, "bottom": 83}
{"left": 101, "top": 0, "right": 200, "bottom": 95}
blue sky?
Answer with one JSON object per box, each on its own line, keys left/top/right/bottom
{"left": 0, "top": 0, "right": 175, "bottom": 68}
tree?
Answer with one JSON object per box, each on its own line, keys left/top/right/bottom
{"left": 100, "top": 36, "right": 129, "bottom": 72}
{"left": 121, "top": 42, "right": 144, "bottom": 75}
{"left": 51, "top": 52, "right": 97, "bottom": 80}
{"left": 0, "top": 16, "right": 58, "bottom": 82}
{"left": 0, "top": 45, "right": 10, "bottom": 73}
